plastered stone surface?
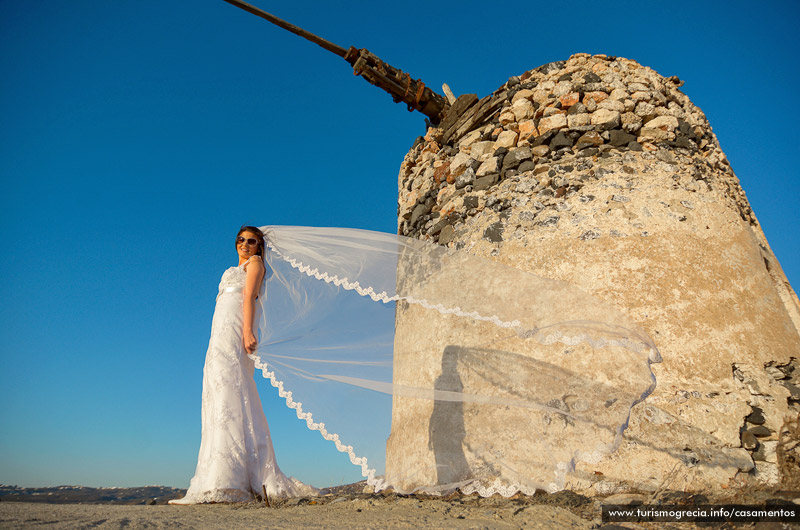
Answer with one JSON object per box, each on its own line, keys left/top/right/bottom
{"left": 390, "top": 53, "right": 800, "bottom": 493}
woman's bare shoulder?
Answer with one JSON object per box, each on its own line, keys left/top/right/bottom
{"left": 244, "top": 255, "right": 264, "bottom": 271}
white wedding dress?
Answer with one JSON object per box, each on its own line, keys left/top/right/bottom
{"left": 171, "top": 258, "right": 313, "bottom": 504}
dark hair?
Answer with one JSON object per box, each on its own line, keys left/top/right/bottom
{"left": 236, "top": 226, "right": 266, "bottom": 258}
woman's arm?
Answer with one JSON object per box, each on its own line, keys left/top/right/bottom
{"left": 242, "top": 256, "right": 266, "bottom": 355}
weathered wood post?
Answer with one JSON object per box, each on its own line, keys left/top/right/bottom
{"left": 222, "top": 0, "right": 448, "bottom": 123}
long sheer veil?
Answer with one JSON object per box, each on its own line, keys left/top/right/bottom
{"left": 250, "top": 225, "right": 660, "bottom": 496}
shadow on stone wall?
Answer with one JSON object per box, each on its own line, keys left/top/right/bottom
{"left": 429, "top": 346, "right": 472, "bottom": 486}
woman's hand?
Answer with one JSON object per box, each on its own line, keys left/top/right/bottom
{"left": 243, "top": 329, "right": 258, "bottom": 355}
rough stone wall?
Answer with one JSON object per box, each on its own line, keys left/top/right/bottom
{"left": 393, "top": 53, "right": 800, "bottom": 493}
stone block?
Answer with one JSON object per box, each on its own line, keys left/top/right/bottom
{"left": 567, "top": 102, "right": 587, "bottom": 115}
{"left": 598, "top": 99, "right": 625, "bottom": 112}
{"left": 511, "top": 89, "right": 535, "bottom": 104}
{"left": 567, "top": 113, "right": 591, "bottom": 130}
{"left": 450, "top": 152, "right": 475, "bottom": 177}
{"left": 502, "top": 147, "right": 533, "bottom": 170}
{"left": 621, "top": 112, "right": 642, "bottom": 133}
{"left": 457, "top": 130, "right": 483, "bottom": 150}
{"left": 742, "top": 430, "right": 759, "bottom": 450}
{"left": 531, "top": 89, "right": 550, "bottom": 105}
{"left": 645, "top": 115, "right": 679, "bottom": 131}
{"left": 635, "top": 101, "right": 656, "bottom": 119}
{"left": 511, "top": 99, "right": 535, "bottom": 121}
{"left": 590, "top": 109, "right": 621, "bottom": 130}
{"left": 473, "top": 174, "right": 499, "bottom": 191}
{"left": 455, "top": 167, "right": 475, "bottom": 189}
{"left": 584, "top": 91, "right": 609, "bottom": 104}
{"left": 476, "top": 156, "right": 501, "bottom": 177}
{"left": 518, "top": 119, "right": 538, "bottom": 140}
{"left": 494, "top": 130, "right": 519, "bottom": 149}
{"left": 638, "top": 127, "right": 671, "bottom": 141}
{"left": 554, "top": 80, "right": 574, "bottom": 96}
{"left": 559, "top": 92, "right": 581, "bottom": 108}
{"left": 483, "top": 220, "right": 504, "bottom": 242}
{"left": 623, "top": 98, "right": 635, "bottom": 112}
{"left": 532, "top": 145, "right": 550, "bottom": 157}
{"left": 499, "top": 111, "right": 516, "bottom": 126}
{"left": 609, "top": 88, "right": 628, "bottom": 101}
{"left": 433, "top": 162, "right": 450, "bottom": 184}
{"left": 437, "top": 224, "right": 455, "bottom": 245}
{"left": 543, "top": 106, "right": 565, "bottom": 117}
{"left": 550, "top": 130, "right": 573, "bottom": 148}
{"left": 469, "top": 141, "right": 495, "bottom": 161}
{"left": 576, "top": 131, "right": 604, "bottom": 150}
{"left": 538, "top": 114, "right": 567, "bottom": 135}
{"left": 608, "top": 129, "right": 636, "bottom": 147}
{"left": 409, "top": 202, "right": 429, "bottom": 227}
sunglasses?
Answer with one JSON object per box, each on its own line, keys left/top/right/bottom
{"left": 236, "top": 236, "right": 259, "bottom": 246}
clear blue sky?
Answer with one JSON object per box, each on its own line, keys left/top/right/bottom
{"left": 1, "top": 0, "right": 797, "bottom": 488}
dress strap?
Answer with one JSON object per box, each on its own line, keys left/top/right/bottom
{"left": 240, "top": 255, "right": 263, "bottom": 271}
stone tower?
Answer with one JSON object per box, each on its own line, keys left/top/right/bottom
{"left": 391, "top": 53, "right": 800, "bottom": 493}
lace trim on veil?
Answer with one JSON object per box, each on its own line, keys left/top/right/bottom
{"left": 268, "top": 241, "right": 660, "bottom": 359}
{"left": 249, "top": 354, "right": 389, "bottom": 494}
{"left": 277, "top": 253, "right": 522, "bottom": 330}
{"left": 250, "top": 352, "right": 548, "bottom": 497}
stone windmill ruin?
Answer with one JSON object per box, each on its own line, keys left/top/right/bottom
{"left": 225, "top": 0, "right": 800, "bottom": 494}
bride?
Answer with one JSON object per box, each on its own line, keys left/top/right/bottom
{"left": 169, "top": 226, "right": 311, "bottom": 504}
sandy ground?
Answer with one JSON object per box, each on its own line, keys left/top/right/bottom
{"left": 0, "top": 499, "right": 596, "bottom": 530}
{"left": 4, "top": 491, "right": 800, "bottom": 529}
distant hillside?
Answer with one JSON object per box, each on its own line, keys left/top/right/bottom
{"left": 0, "top": 485, "right": 186, "bottom": 505}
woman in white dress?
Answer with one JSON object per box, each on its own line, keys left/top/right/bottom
{"left": 170, "top": 226, "right": 309, "bottom": 504}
